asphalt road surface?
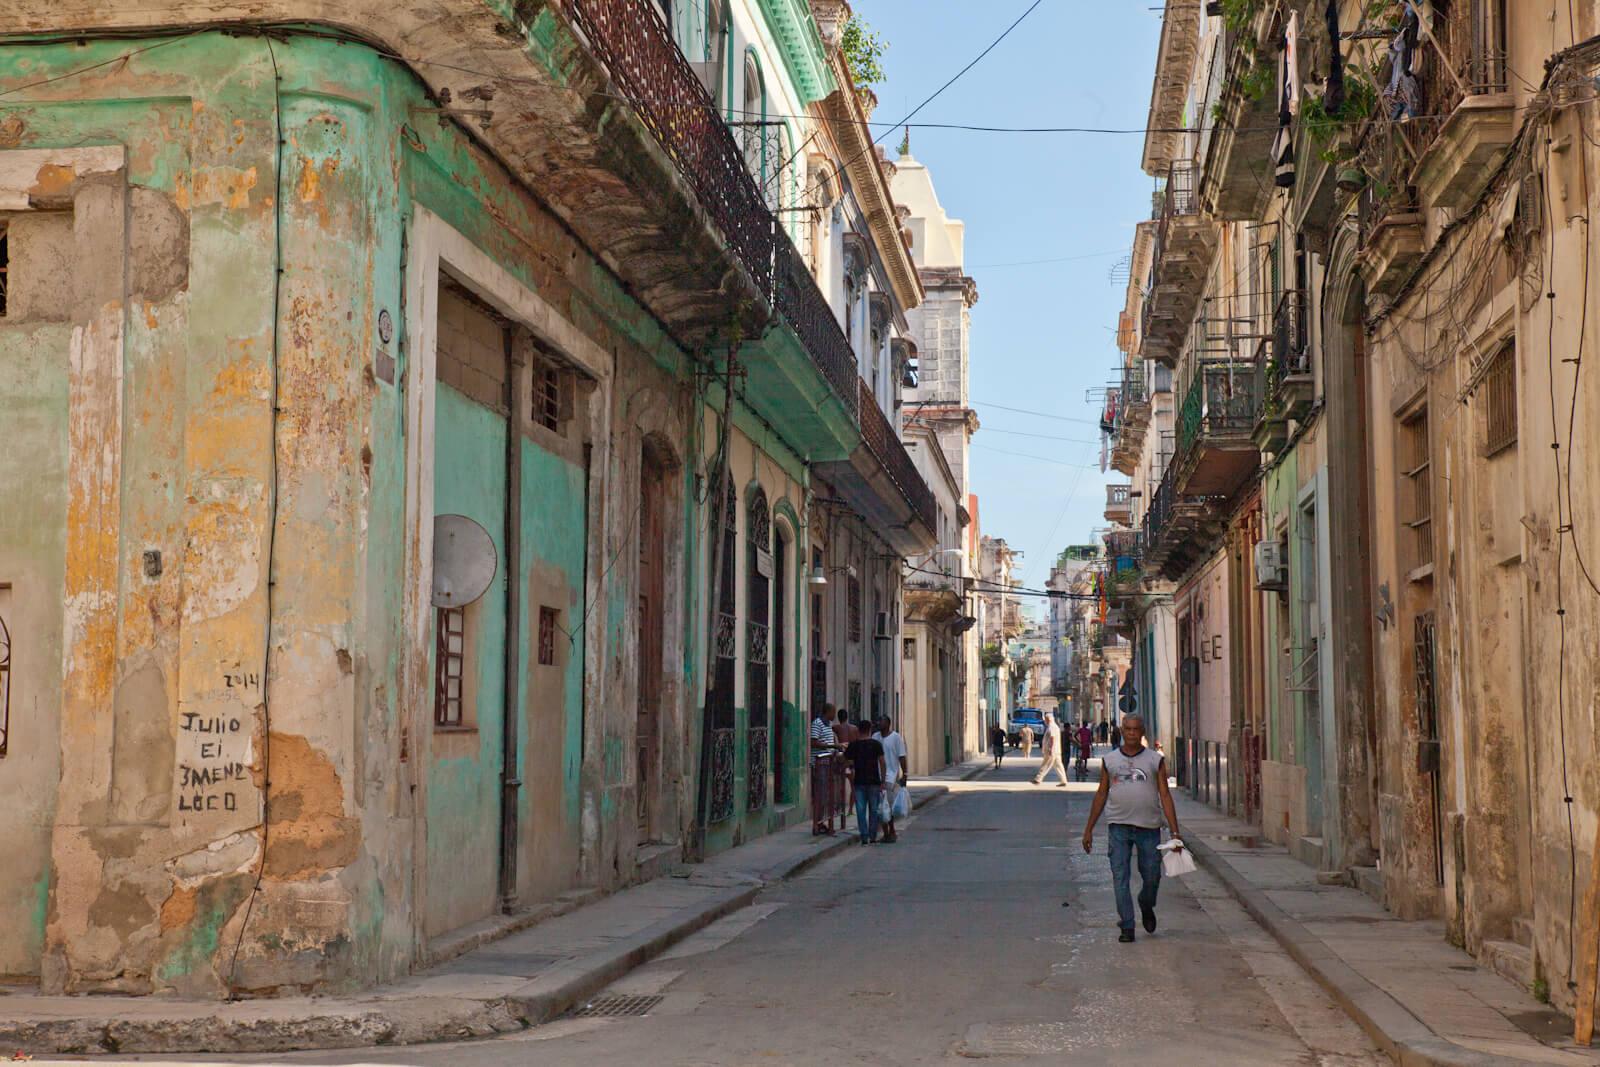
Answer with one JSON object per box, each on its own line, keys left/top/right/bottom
{"left": 160, "top": 755, "right": 1386, "bottom": 1066}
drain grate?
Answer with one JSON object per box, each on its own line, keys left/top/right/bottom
{"left": 566, "top": 993, "right": 664, "bottom": 1019}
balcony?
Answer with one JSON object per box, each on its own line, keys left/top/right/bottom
{"left": 1266, "top": 290, "right": 1313, "bottom": 422}
{"left": 1104, "top": 484, "right": 1133, "bottom": 525}
{"left": 1173, "top": 361, "right": 1261, "bottom": 497}
{"left": 813, "top": 379, "right": 938, "bottom": 556}
{"left": 552, "top": 0, "right": 862, "bottom": 459}
{"left": 1110, "top": 363, "right": 1150, "bottom": 475}
{"left": 904, "top": 573, "right": 964, "bottom": 624}
{"left": 1141, "top": 461, "right": 1229, "bottom": 581}
{"left": 1140, "top": 161, "right": 1219, "bottom": 365}
{"left": 1199, "top": 18, "right": 1278, "bottom": 221}
{"left": 1403, "top": 9, "right": 1512, "bottom": 213}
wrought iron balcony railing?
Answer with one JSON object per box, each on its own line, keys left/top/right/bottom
{"left": 1270, "top": 289, "right": 1309, "bottom": 380}
{"left": 1141, "top": 460, "right": 1178, "bottom": 552}
{"left": 1176, "top": 361, "right": 1261, "bottom": 461}
{"left": 858, "top": 378, "right": 937, "bottom": 532}
{"left": 567, "top": 0, "right": 858, "bottom": 420}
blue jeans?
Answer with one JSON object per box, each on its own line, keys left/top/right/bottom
{"left": 853, "top": 784, "right": 882, "bottom": 843}
{"left": 1108, "top": 823, "right": 1162, "bottom": 931}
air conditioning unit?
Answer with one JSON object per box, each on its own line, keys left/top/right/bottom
{"left": 1254, "top": 539, "right": 1288, "bottom": 592}
{"left": 874, "top": 611, "right": 892, "bottom": 640}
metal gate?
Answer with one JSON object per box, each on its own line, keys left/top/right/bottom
{"left": 1413, "top": 612, "right": 1444, "bottom": 885}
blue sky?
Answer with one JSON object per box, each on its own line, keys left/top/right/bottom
{"left": 863, "top": 1, "right": 1161, "bottom": 596}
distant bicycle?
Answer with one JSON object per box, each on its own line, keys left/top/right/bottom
{"left": 1072, "top": 752, "right": 1090, "bottom": 781}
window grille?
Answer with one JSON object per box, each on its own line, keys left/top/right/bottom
{"left": 539, "top": 606, "right": 558, "bottom": 666}
{"left": 1399, "top": 408, "right": 1433, "bottom": 572}
{"left": 533, "top": 359, "right": 566, "bottom": 432}
{"left": 1482, "top": 342, "right": 1517, "bottom": 456}
{"left": 847, "top": 575, "right": 862, "bottom": 643}
{"left": 434, "top": 606, "right": 466, "bottom": 727}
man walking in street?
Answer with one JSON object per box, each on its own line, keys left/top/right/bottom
{"left": 1032, "top": 711, "right": 1069, "bottom": 787}
{"left": 875, "top": 716, "right": 909, "bottom": 843}
{"left": 1020, "top": 721, "right": 1036, "bottom": 758}
{"left": 810, "top": 704, "right": 840, "bottom": 835}
{"left": 1081, "top": 713, "right": 1182, "bottom": 942}
{"left": 843, "top": 720, "right": 886, "bottom": 845}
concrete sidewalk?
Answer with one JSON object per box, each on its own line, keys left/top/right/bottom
{"left": 1176, "top": 794, "right": 1600, "bottom": 1067}
{"left": 0, "top": 760, "right": 989, "bottom": 1056}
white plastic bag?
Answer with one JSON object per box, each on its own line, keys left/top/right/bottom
{"left": 877, "top": 791, "right": 892, "bottom": 824}
{"left": 892, "top": 784, "right": 910, "bottom": 819}
{"left": 1158, "top": 838, "right": 1196, "bottom": 877}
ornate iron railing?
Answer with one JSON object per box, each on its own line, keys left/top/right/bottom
{"left": 1142, "top": 460, "right": 1179, "bottom": 552}
{"left": 1265, "top": 289, "right": 1309, "bottom": 408}
{"left": 566, "top": 0, "right": 772, "bottom": 294}
{"left": 777, "top": 241, "right": 860, "bottom": 420}
{"left": 1177, "top": 362, "right": 1261, "bottom": 460}
{"left": 858, "top": 378, "right": 936, "bottom": 530}
{"left": 567, "top": 0, "right": 859, "bottom": 420}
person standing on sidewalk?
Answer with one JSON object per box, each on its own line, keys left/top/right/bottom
{"left": 988, "top": 722, "right": 1007, "bottom": 767}
{"left": 810, "top": 704, "right": 840, "bottom": 835}
{"left": 1032, "top": 712, "right": 1069, "bottom": 787}
{"left": 874, "top": 717, "right": 909, "bottom": 843}
{"left": 843, "top": 722, "right": 886, "bottom": 845}
{"left": 1080, "top": 713, "right": 1182, "bottom": 943}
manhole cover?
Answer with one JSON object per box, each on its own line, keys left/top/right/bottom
{"left": 565, "top": 994, "right": 664, "bottom": 1018}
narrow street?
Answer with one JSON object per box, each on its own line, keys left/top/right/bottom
{"left": 209, "top": 756, "right": 1382, "bottom": 1067}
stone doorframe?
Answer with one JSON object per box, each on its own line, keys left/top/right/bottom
{"left": 400, "top": 205, "right": 612, "bottom": 957}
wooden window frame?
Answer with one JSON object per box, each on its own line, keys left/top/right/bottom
{"left": 1481, "top": 341, "right": 1517, "bottom": 457}
{"left": 1399, "top": 404, "right": 1434, "bottom": 579}
{"left": 434, "top": 605, "right": 467, "bottom": 728}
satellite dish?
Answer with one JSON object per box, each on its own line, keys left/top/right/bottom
{"left": 432, "top": 514, "right": 498, "bottom": 607}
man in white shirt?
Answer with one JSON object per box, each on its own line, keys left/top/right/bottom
{"left": 874, "top": 717, "right": 910, "bottom": 843}
{"left": 1032, "top": 712, "right": 1070, "bottom": 787}
{"left": 810, "top": 704, "right": 841, "bottom": 835}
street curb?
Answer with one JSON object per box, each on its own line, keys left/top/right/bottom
{"left": 1186, "top": 835, "right": 1543, "bottom": 1067}
{"left": 0, "top": 783, "right": 951, "bottom": 1057}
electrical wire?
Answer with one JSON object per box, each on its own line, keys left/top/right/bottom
{"left": 226, "top": 32, "right": 283, "bottom": 999}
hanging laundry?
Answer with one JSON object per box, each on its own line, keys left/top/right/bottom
{"left": 1385, "top": 2, "right": 1422, "bottom": 120}
{"left": 1270, "top": 12, "right": 1300, "bottom": 189}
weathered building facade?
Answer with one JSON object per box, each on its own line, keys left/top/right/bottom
{"left": 1106, "top": 0, "right": 1600, "bottom": 1026}
{"left": 0, "top": 0, "right": 935, "bottom": 998}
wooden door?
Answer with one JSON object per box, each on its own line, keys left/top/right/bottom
{"left": 772, "top": 536, "right": 788, "bottom": 802}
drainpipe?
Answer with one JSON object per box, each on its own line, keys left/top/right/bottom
{"left": 498, "top": 333, "right": 526, "bottom": 911}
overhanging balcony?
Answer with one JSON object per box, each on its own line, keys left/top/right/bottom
{"left": 1141, "top": 461, "right": 1229, "bottom": 581}
{"left": 1199, "top": 19, "right": 1277, "bottom": 221}
{"left": 1265, "top": 289, "right": 1313, "bottom": 422}
{"left": 813, "top": 380, "right": 938, "bottom": 556}
{"left": 1173, "top": 361, "right": 1260, "bottom": 497}
{"left": 1110, "top": 363, "right": 1150, "bottom": 475}
{"left": 1140, "top": 161, "right": 1218, "bottom": 365}
{"left": 1104, "top": 483, "right": 1133, "bottom": 524}
{"left": 904, "top": 573, "right": 964, "bottom": 624}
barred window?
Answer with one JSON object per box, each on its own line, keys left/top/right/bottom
{"left": 532, "top": 357, "right": 574, "bottom": 434}
{"left": 434, "top": 606, "right": 466, "bottom": 727}
{"left": 1481, "top": 342, "right": 1517, "bottom": 456}
{"left": 847, "top": 574, "right": 862, "bottom": 644}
